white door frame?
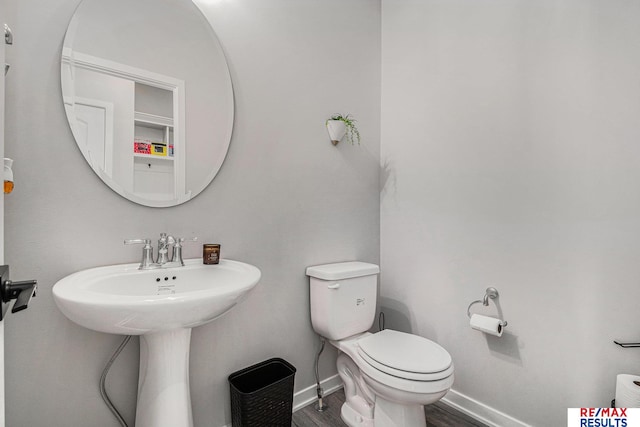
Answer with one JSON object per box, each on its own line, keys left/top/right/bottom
{"left": 0, "top": 15, "right": 8, "bottom": 427}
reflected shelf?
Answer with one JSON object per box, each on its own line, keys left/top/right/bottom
{"left": 134, "top": 153, "right": 174, "bottom": 161}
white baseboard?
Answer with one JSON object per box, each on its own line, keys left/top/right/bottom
{"left": 221, "top": 375, "right": 343, "bottom": 427}
{"left": 293, "top": 379, "right": 532, "bottom": 427}
{"left": 293, "top": 374, "right": 343, "bottom": 412}
{"left": 441, "top": 388, "right": 531, "bottom": 427}
{"left": 224, "top": 378, "right": 530, "bottom": 427}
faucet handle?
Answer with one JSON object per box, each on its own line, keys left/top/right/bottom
{"left": 124, "top": 238, "right": 152, "bottom": 246}
{"left": 171, "top": 237, "right": 198, "bottom": 265}
{"left": 124, "top": 239, "right": 154, "bottom": 269}
{"left": 176, "top": 237, "right": 198, "bottom": 246}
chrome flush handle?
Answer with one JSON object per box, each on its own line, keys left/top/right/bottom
{"left": 5, "top": 24, "right": 13, "bottom": 45}
{"left": 4, "top": 24, "right": 12, "bottom": 76}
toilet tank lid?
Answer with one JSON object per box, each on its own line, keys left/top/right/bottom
{"left": 306, "top": 261, "right": 380, "bottom": 280}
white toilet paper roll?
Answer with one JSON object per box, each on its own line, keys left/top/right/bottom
{"left": 615, "top": 374, "right": 640, "bottom": 408}
{"left": 470, "top": 314, "right": 504, "bottom": 337}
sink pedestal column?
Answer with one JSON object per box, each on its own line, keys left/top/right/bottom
{"left": 136, "top": 328, "right": 193, "bottom": 427}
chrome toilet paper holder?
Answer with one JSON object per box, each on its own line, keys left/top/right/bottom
{"left": 467, "top": 287, "right": 508, "bottom": 327}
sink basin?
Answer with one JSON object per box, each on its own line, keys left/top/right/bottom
{"left": 52, "top": 258, "right": 261, "bottom": 427}
{"left": 53, "top": 258, "right": 261, "bottom": 335}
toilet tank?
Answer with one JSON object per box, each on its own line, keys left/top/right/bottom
{"left": 306, "top": 261, "right": 380, "bottom": 340}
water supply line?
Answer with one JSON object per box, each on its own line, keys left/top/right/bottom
{"left": 99, "top": 335, "right": 132, "bottom": 427}
{"left": 313, "top": 312, "right": 385, "bottom": 413}
{"left": 314, "top": 335, "right": 328, "bottom": 412}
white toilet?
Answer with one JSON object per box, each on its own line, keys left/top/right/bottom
{"left": 306, "top": 261, "right": 454, "bottom": 427}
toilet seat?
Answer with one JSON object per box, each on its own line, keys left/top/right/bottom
{"left": 357, "top": 330, "right": 453, "bottom": 381}
{"left": 332, "top": 331, "right": 454, "bottom": 395}
{"left": 357, "top": 329, "right": 453, "bottom": 381}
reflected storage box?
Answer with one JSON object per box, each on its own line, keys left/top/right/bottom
{"left": 151, "top": 143, "right": 167, "bottom": 156}
{"left": 133, "top": 141, "right": 151, "bottom": 154}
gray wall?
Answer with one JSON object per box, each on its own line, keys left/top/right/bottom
{"left": 3, "top": 1, "right": 380, "bottom": 426}
{"left": 381, "top": 1, "right": 640, "bottom": 425}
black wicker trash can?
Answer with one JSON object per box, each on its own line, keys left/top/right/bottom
{"left": 228, "top": 358, "right": 296, "bottom": 426}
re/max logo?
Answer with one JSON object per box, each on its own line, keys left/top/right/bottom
{"left": 581, "top": 409, "right": 627, "bottom": 417}
{"left": 569, "top": 407, "right": 640, "bottom": 427}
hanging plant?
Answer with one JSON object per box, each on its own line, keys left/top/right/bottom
{"left": 326, "top": 114, "right": 361, "bottom": 146}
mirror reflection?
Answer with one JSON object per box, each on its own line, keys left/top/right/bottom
{"left": 61, "top": 0, "right": 234, "bottom": 207}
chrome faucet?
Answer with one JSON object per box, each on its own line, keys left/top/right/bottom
{"left": 123, "top": 238, "right": 156, "bottom": 269}
{"left": 125, "top": 234, "right": 197, "bottom": 270}
{"left": 156, "top": 233, "right": 176, "bottom": 265}
{"left": 171, "top": 237, "right": 190, "bottom": 266}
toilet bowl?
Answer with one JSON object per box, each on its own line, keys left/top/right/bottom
{"left": 306, "top": 261, "right": 454, "bottom": 427}
{"left": 332, "top": 330, "right": 454, "bottom": 426}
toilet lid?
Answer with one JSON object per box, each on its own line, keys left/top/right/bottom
{"left": 357, "top": 329, "right": 452, "bottom": 375}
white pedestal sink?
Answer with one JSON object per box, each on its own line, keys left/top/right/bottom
{"left": 52, "top": 258, "right": 261, "bottom": 427}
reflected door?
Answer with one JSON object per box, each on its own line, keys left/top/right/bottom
{"left": 73, "top": 101, "right": 113, "bottom": 178}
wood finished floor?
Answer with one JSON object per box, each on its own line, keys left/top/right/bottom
{"left": 292, "top": 389, "right": 488, "bottom": 427}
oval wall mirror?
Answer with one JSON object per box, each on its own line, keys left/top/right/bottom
{"left": 61, "top": 0, "right": 234, "bottom": 207}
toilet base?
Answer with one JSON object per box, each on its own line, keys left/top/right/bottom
{"left": 335, "top": 343, "right": 448, "bottom": 427}
{"left": 340, "top": 397, "right": 427, "bottom": 427}
{"left": 373, "top": 397, "right": 426, "bottom": 427}
{"left": 341, "top": 401, "right": 374, "bottom": 427}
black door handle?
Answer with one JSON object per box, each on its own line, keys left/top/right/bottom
{"left": 0, "top": 265, "right": 37, "bottom": 319}
{"left": 2, "top": 279, "right": 37, "bottom": 312}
